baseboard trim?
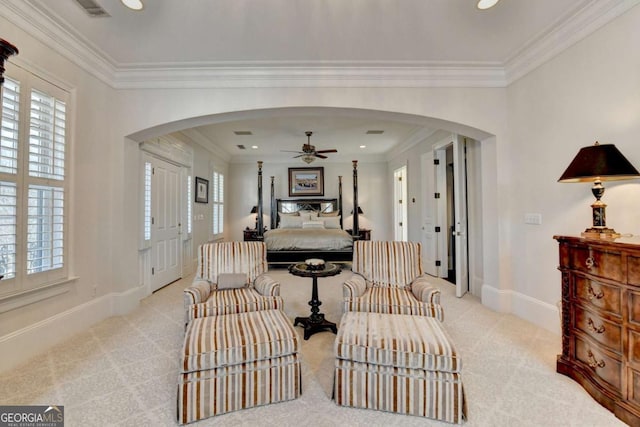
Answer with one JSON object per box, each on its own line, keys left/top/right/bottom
{"left": 0, "top": 285, "right": 146, "bottom": 373}
{"left": 482, "top": 284, "right": 560, "bottom": 335}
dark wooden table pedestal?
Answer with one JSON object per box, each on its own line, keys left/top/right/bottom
{"left": 289, "top": 262, "right": 340, "bottom": 340}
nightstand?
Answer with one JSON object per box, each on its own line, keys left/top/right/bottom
{"left": 243, "top": 229, "right": 263, "bottom": 241}
{"left": 346, "top": 229, "right": 371, "bottom": 240}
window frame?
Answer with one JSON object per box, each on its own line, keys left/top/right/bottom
{"left": 0, "top": 68, "right": 71, "bottom": 295}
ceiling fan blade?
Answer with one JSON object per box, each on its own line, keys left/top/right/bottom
{"left": 292, "top": 154, "right": 305, "bottom": 158}
{"left": 315, "top": 149, "right": 338, "bottom": 153}
{"left": 315, "top": 154, "right": 328, "bottom": 159}
{"left": 281, "top": 150, "right": 305, "bottom": 153}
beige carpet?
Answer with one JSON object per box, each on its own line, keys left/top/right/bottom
{"left": 0, "top": 267, "right": 625, "bottom": 426}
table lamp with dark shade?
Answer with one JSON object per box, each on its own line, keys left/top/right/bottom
{"left": 558, "top": 141, "right": 640, "bottom": 237}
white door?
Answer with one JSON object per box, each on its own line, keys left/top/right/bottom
{"left": 452, "top": 135, "right": 469, "bottom": 297}
{"left": 421, "top": 152, "right": 439, "bottom": 276}
{"left": 393, "top": 166, "right": 408, "bottom": 241}
{"left": 151, "top": 158, "right": 182, "bottom": 291}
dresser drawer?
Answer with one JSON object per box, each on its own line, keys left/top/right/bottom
{"left": 629, "top": 256, "right": 640, "bottom": 286}
{"left": 629, "top": 368, "right": 640, "bottom": 406}
{"left": 571, "top": 246, "right": 622, "bottom": 282}
{"left": 629, "top": 329, "right": 640, "bottom": 367}
{"left": 574, "top": 276, "right": 622, "bottom": 315}
{"left": 630, "top": 292, "right": 640, "bottom": 327}
{"left": 573, "top": 307, "right": 622, "bottom": 353}
{"left": 574, "top": 335, "right": 622, "bottom": 391}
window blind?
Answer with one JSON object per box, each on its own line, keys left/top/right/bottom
{"left": 0, "top": 78, "right": 20, "bottom": 175}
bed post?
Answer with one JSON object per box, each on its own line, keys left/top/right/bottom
{"left": 257, "top": 161, "right": 264, "bottom": 237}
{"left": 352, "top": 160, "right": 359, "bottom": 239}
{"left": 338, "top": 176, "right": 343, "bottom": 229}
{"left": 270, "top": 176, "right": 276, "bottom": 230}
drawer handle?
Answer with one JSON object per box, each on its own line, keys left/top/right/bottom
{"left": 586, "top": 285, "right": 604, "bottom": 300}
{"left": 587, "top": 318, "right": 605, "bottom": 334}
{"left": 585, "top": 257, "right": 595, "bottom": 269}
{"left": 587, "top": 350, "right": 606, "bottom": 369}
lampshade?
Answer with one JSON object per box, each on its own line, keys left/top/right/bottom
{"left": 558, "top": 142, "right": 640, "bottom": 183}
{"left": 350, "top": 207, "right": 364, "bottom": 215}
{"left": 250, "top": 206, "right": 258, "bottom": 214}
{"left": 559, "top": 141, "right": 640, "bottom": 237}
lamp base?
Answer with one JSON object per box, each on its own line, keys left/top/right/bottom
{"left": 581, "top": 227, "right": 620, "bottom": 239}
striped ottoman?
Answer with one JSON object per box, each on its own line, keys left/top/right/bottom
{"left": 334, "top": 312, "right": 466, "bottom": 424}
{"left": 178, "top": 309, "right": 301, "bottom": 424}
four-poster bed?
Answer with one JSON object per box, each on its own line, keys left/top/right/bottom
{"left": 255, "top": 161, "right": 361, "bottom": 265}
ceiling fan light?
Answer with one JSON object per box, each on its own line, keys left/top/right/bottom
{"left": 121, "top": 0, "right": 144, "bottom": 11}
{"left": 302, "top": 155, "right": 315, "bottom": 164}
{"left": 477, "top": 0, "right": 500, "bottom": 10}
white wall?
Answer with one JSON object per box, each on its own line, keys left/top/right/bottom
{"left": 502, "top": 4, "right": 640, "bottom": 331}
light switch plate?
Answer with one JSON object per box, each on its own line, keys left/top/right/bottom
{"left": 524, "top": 213, "right": 542, "bottom": 225}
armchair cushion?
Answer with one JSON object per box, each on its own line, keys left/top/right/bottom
{"left": 217, "top": 273, "right": 248, "bottom": 290}
{"left": 343, "top": 287, "right": 444, "bottom": 321}
{"left": 186, "top": 288, "right": 284, "bottom": 322}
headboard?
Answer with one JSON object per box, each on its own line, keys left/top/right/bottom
{"left": 274, "top": 198, "right": 343, "bottom": 228}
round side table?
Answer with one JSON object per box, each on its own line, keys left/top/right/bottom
{"left": 288, "top": 262, "right": 341, "bottom": 340}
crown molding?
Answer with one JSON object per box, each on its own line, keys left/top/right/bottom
{"left": 504, "top": 0, "right": 640, "bottom": 84}
{"left": 0, "top": 0, "right": 116, "bottom": 87}
{"left": 2, "top": 0, "right": 637, "bottom": 90}
{"left": 112, "top": 62, "right": 506, "bottom": 89}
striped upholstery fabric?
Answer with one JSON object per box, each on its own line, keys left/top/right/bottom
{"left": 184, "top": 242, "right": 280, "bottom": 322}
{"left": 352, "top": 241, "right": 423, "bottom": 287}
{"left": 178, "top": 309, "right": 301, "bottom": 424}
{"left": 185, "top": 288, "right": 283, "bottom": 322}
{"left": 344, "top": 287, "right": 443, "bottom": 319}
{"left": 344, "top": 241, "right": 444, "bottom": 321}
{"left": 335, "top": 312, "right": 460, "bottom": 372}
{"left": 178, "top": 355, "right": 301, "bottom": 424}
{"left": 334, "top": 359, "right": 465, "bottom": 423}
{"left": 182, "top": 310, "right": 298, "bottom": 372}
{"left": 197, "top": 242, "right": 267, "bottom": 284}
{"left": 334, "top": 312, "right": 466, "bottom": 424}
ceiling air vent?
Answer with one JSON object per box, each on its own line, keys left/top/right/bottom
{"left": 73, "top": 0, "right": 110, "bottom": 17}
{"left": 237, "top": 145, "right": 246, "bottom": 150}
{"left": 366, "top": 130, "right": 384, "bottom": 135}
{"left": 234, "top": 131, "right": 253, "bottom": 136}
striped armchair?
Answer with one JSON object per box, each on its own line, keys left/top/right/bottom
{"left": 184, "top": 242, "right": 283, "bottom": 324}
{"left": 343, "top": 241, "right": 444, "bottom": 321}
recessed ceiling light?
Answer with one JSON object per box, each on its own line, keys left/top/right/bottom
{"left": 121, "top": 0, "right": 144, "bottom": 11}
{"left": 477, "top": 0, "right": 500, "bottom": 10}
{"left": 251, "top": 145, "right": 259, "bottom": 150}
{"left": 360, "top": 145, "right": 366, "bottom": 149}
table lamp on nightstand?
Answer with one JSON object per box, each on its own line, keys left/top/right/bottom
{"left": 558, "top": 141, "right": 640, "bottom": 238}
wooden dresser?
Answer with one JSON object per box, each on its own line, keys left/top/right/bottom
{"left": 555, "top": 235, "right": 640, "bottom": 426}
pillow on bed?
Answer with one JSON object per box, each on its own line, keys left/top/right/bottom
{"left": 302, "top": 220, "right": 325, "bottom": 229}
{"left": 322, "top": 216, "right": 341, "bottom": 229}
{"left": 217, "top": 273, "right": 248, "bottom": 289}
{"left": 279, "top": 215, "right": 304, "bottom": 228}
{"left": 319, "top": 211, "right": 339, "bottom": 217}
{"left": 279, "top": 212, "right": 299, "bottom": 217}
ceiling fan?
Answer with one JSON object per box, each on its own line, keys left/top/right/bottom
{"left": 282, "top": 131, "right": 338, "bottom": 164}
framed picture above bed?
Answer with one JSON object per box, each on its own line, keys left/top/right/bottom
{"left": 288, "top": 167, "right": 324, "bottom": 197}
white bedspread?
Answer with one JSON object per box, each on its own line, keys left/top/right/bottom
{"left": 264, "top": 228, "right": 353, "bottom": 251}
